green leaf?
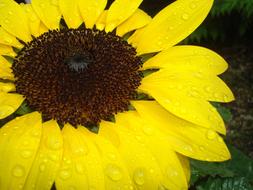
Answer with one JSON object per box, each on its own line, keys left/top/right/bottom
{"left": 15, "top": 102, "right": 33, "bottom": 115}
{"left": 196, "top": 177, "right": 253, "bottom": 190}
{"left": 212, "top": 103, "right": 232, "bottom": 123}
{"left": 190, "top": 145, "right": 253, "bottom": 186}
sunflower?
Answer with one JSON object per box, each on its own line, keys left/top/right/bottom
{"left": 0, "top": 0, "right": 234, "bottom": 189}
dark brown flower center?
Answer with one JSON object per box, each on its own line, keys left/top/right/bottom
{"left": 12, "top": 27, "right": 142, "bottom": 127}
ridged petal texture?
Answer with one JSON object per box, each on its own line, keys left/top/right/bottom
{"left": 0, "top": 0, "right": 31, "bottom": 42}
{"left": 0, "top": 0, "right": 233, "bottom": 189}
{"left": 129, "top": 0, "right": 214, "bottom": 54}
{"left": 105, "top": 0, "right": 143, "bottom": 32}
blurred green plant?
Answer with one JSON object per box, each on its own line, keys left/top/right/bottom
{"left": 184, "top": 0, "right": 253, "bottom": 44}
{"left": 190, "top": 145, "right": 253, "bottom": 190}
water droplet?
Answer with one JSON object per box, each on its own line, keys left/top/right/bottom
{"left": 168, "top": 26, "right": 174, "bottom": 30}
{"left": 21, "top": 150, "right": 32, "bottom": 158}
{"left": 51, "top": 0, "right": 58, "bottom": 6}
{"left": 199, "top": 146, "right": 204, "bottom": 151}
{"left": 158, "top": 185, "right": 167, "bottom": 190}
{"left": 39, "top": 164, "right": 45, "bottom": 171}
{"left": 46, "top": 137, "right": 62, "bottom": 150}
{"left": 107, "top": 153, "right": 116, "bottom": 161}
{"left": 135, "top": 135, "right": 142, "bottom": 141}
{"left": 49, "top": 154, "right": 58, "bottom": 161}
{"left": 40, "top": 3, "right": 46, "bottom": 8}
{"left": 223, "top": 94, "right": 229, "bottom": 102}
{"left": 32, "top": 130, "right": 40, "bottom": 137}
{"left": 3, "top": 37, "right": 12, "bottom": 43}
{"left": 30, "top": 15, "right": 37, "bottom": 22}
{"left": 133, "top": 168, "right": 145, "bottom": 185}
{"left": 59, "top": 170, "right": 71, "bottom": 180}
{"left": 167, "top": 170, "right": 178, "bottom": 177}
{"left": 23, "top": 140, "right": 29, "bottom": 146}
{"left": 8, "top": 11, "right": 13, "bottom": 15}
{"left": 65, "top": 159, "right": 71, "bottom": 165}
{"left": 213, "top": 92, "right": 219, "bottom": 98}
{"left": 157, "top": 41, "right": 162, "bottom": 46}
{"left": 206, "top": 130, "right": 216, "bottom": 140}
{"left": 142, "top": 126, "right": 153, "bottom": 136}
{"left": 12, "top": 165, "right": 25, "bottom": 177}
{"left": 181, "top": 13, "right": 189, "bottom": 20}
{"left": 68, "top": 186, "right": 76, "bottom": 190}
{"left": 75, "top": 163, "right": 85, "bottom": 174}
{"left": 190, "top": 1, "right": 197, "bottom": 9}
{"left": 194, "top": 71, "right": 203, "bottom": 78}
{"left": 184, "top": 145, "right": 193, "bottom": 152}
{"left": 105, "top": 164, "right": 122, "bottom": 181}
{"left": 3, "top": 132, "right": 7, "bottom": 136}
{"left": 204, "top": 86, "right": 212, "bottom": 92}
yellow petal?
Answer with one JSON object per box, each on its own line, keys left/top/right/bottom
{"left": 115, "top": 112, "right": 188, "bottom": 190}
{"left": 0, "top": 44, "right": 16, "bottom": 57}
{"left": 95, "top": 10, "right": 108, "bottom": 31}
{"left": 78, "top": 0, "right": 107, "bottom": 29}
{"left": 0, "top": 55, "right": 14, "bottom": 80}
{"left": 138, "top": 84, "right": 226, "bottom": 134}
{"left": 116, "top": 9, "right": 151, "bottom": 37}
{"left": 99, "top": 120, "right": 121, "bottom": 147}
{"left": 23, "top": 120, "right": 63, "bottom": 190}
{"left": 20, "top": 4, "right": 41, "bottom": 37}
{"left": 38, "top": 22, "right": 49, "bottom": 36}
{"left": 0, "top": 112, "right": 42, "bottom": 190}
{"left": 105, "top": 0, "right": 143, "bottom": 32}
{"left": 0, "top": 82, "right": 15, "bottom": 92}
{"left": 131, "top": 0, "right": 213, "bottom": 54}
{"left": 59, "top": 0, "right": 83, "bottom": 29}
{"left": 141, "top": 69, "right": 234, "bottom": 102}
{"left": 132, "top": 101, "right": 231, "bottom": 161}
{"left": 0, "top": 26, "right": 22, "bottom": 48}
{"left": 0, "top": 92, "right": 24, "bottom": 119}
{"left": 56, "top": 124, "right": 105, "bottom": 190}
{"left": 0, "top": 0, "right": 31, "bottom": 42}
{"left": 142, "top": 45, "right": 228, "bottom": 75}
{"left": 31, "top": 0, "right": 61, "bottom": 29}
{"left": 177, "top": 154, "right": 190, "bottom": 183}
{"left": 90, "top": 131, "right": 133, "bottom": 189}
{"left": 106, "top": 118, "right": 164, "bottom": 189}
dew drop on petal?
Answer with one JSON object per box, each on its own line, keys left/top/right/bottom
{"left": 59, "top": 170, "right": 71, "bottom": 180}
{"left": 181, "top": 13, "right": 189, "bottom": 20}
{"left": 133, "top": 168, "right": 146, "bottom": 185}
{"left": 204, "top": 86, "right": 212, "bottom": 93}
{"left": 21, "top": 150, "right": 32, "bottom": 158}
{"left": 190, "top": 1, "right": 197, "bottom": 9}
{"left": 75, "top": 163, "right": 85, "bottom": 174}
{"left": 223, "top": 94, "right": 229, "bottom": 102}
{"left": 142, "top": 126, "right": 153, "bottom": 136}
{"left": 46, "top": 137, "right": 62, "bottom": 150}
{"left": 206, "top": 130, "right": 216, "bottom": 140}
{"left": 199, "top": 146, "right": 205, "bottom": 151}
{"left": 39, "top": 164, "right": 46, "bottom": 172}
{"left": 167, "top": 169, "right": 178, "bottom": 178}
{"left": 51, "top": 0, "right": 58, "bottom": 6}
{"left": 12, "top": 165, "right": 25, "bottom": 177}
{"left": 105, "top": 164, "right": 122, "bottom": 181}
